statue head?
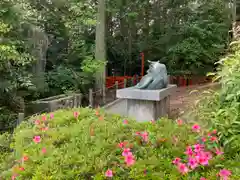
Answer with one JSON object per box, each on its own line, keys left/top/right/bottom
{"left": 147, "top": 60, "right": 167, "bottom": 75}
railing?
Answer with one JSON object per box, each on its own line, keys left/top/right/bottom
{"left": 88, "top": 77, "right": 139, "bottom": 108}
{"left": 0, "top": 77, "right": 140, "bottom": 132}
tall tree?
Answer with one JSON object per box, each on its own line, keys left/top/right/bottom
{"left": 95, "top": 0, "right": 106, "bottom": 90}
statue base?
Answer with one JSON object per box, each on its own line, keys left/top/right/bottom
{"left": 104, "top": 85, "right": 176, "bottom": 122}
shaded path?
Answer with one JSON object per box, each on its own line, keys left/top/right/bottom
{"left": 169, "top": 83, "right": 220, "bottom": 118}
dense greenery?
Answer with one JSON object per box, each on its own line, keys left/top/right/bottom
{"left": 0, "top": 0, "right": 235, "bottom": 128}
{"left": 192, "top": 39, "right": 240, "bottom": 157}
{"left": 0, "top": 108, "right": 239, "bottom": 179}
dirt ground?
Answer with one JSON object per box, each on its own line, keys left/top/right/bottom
{"left": 169, "top": 83, "right": 220, "bottom": 119}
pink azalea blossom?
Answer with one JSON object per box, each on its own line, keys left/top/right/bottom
{"left": 105, "top": 169, "right": 113, "bottom": 177}
{"left": 123, "top": 119, "right": 128, "bottom": 124}
{"left": 73, "top": 111, "right": 79, "bottom": 118}
{"left": 42, "top": 115, "right": 47, "bottom": 121}
{"left": 219, "top": 169, "right": 231, "bottom": 180}
{"left": 201, "top": 137, "right": 207, "bottom": 142}
{"left": 172, "top": 157, "right": 181, "bottom": 165}
{"left": 212, "top": 129, "right": 217, "bottom": 134}
{"left": 141, "top": 131, "right": 148, "bottom": 142}
{"left": 196, "top": 152, "right": 211, "bottom": 166}
{"left": 150, "top": 120, "right": 155, "bottom": 124}
{"left": 192, "top": 124, "right": 201, "bottom": 132}
{"left": 215, "top": 148, "right": 224, "bottom": 156}
{"left": 200, "top": 177, "right": 207, "bottom": 180}
{"left": 33, "top": 136, "right": 41, "bottom": 143}
{"left": 176, "top": 119, "right": 183, "bottom": 125}
{"left": 210, "top": 136, "right": 218, "bottom": 142}
{"left": 19, "top": 167, "right": 25, "bottom": 171}
{"left": 124, "top": 154, "right": 135, "bottom": 166}
{"left": 12, "top": 175, "right": 18, "bottom": 180}
{"left": 194, "top": 144, "right": 203, "bottom": 153}
{"left": 188, "top": 157, "right": 198, "bottom": 169}
{"left": 185, "top": 146, "right": 194, "bottom": 156}
{"left": 42, "top": 147, "right": 47, "bottom": 154}
{"left": 35, "top": 119, "right": 41, "bottom": 125}
{"left": 122, "top": 148, "right": 131, "bottom": 156}
{"left": 41, "top": 126, "right": 49, "bottom": 131}
{"left": 205, "top": 151, "right": 213, "bottom": 160}
{"left": 50, "top": 113, "right": 54, "bottom": 119}
{"left": 177, "top": 163, "right": 189, "bottom": 174}
{"left": 135, "top": 132, "right": 141, "bottom": 136}
{"left": 22, "top": 155, "right": 29, "bottom": 162}
{"left": 118, "top": 142, "right": 125, "bottom": 148}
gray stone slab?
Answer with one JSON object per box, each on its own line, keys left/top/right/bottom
{"left": 116, "top": 84, "right": 176, "bottom": 101}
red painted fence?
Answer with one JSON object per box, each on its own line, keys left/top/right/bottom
{"left": 106, "top": 75, "right": 212, "bottom": 88}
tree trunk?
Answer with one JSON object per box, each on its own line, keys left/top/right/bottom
{"left": 95, "top": 0, "right": 106, "bottom": 90}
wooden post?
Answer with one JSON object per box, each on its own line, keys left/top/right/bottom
{"left": 131, "top": 77, "right": 134, "bottom": 86}
{"left": 89, "top": 89, "right": 93, "bottom": 107}
{"left": 141, "top": 52, "right": 144, "bottom": 76}
{"left": 136, "top": 75, "right": 139, "bottom": 84}
{"left": 102, "top": 85, "right": 106, "bottom": 104}
{"left": 73, "top": 95, "right": 78, "bottom": 108}
{"left": 17, "top": 113, "right": 24, "bottom": 126}
{"left": 115, "top": 81, "right": 119, "bottom": 90}
{"left": 124, "top": 78, "right": 127, "bottom": 88}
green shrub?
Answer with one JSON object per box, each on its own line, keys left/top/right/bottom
{"left": 0, "top": 108, "right": 239, "bottom": 179}
{"left": 192, "top": 41, "right": 240, "bottom": 156}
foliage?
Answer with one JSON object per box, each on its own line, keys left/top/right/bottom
{"left": 0, "top": 108, "right": 239, "bottom": 179}
{"left": 191, "top": 40, "right": 240, "bottom": 156}
{"left": 0, "top": 0, "right": 35, "bottom": 129}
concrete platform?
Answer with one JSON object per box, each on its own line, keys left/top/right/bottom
{"left": 104, "top": 85, "right": 177, "bottom": 122}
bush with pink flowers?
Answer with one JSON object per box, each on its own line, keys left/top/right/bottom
{"left": 0, "top": 108, "right": 239, "bottom": 179}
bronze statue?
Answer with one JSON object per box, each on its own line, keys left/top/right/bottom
{"left": 133, "top": 61, "right": 168, "bottom": 90}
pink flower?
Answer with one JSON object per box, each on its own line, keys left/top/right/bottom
{"left": 73, "top": 111, "right": 79, "bottom": 118}
{"left": 118, "top": 142, "right": 125, "bottom": 148}
{"left": 188, "top": 157, "right": 198, "bottom": 169}
{"left": 41, "top": 126, "right": 49, "bottom": 132}
{"left": 215, "top": 148, "right": 224, "bottom": 156}
{"left": 105, "top": 169, "right": 113, "bottom": 177}
{"left": 42, "top": 115, "right": 47, "bottom": 121}
{"left": 210, "top": 136, "right": 218, "bottom": 142}
{"left": 141, "top": 131, "right": 148, "bottom": 142}
{"left": 12, "top": 175, "right": 18, "bottom": 180}
{"left": 205, "top": 151, "right": 213, "bottom": 160}
{"left": 185, "top": 146, "right": 194, "bottom": 156}
{"left": 135, "top": 132, "right": 141, "bottom": 136}
{"left": 177, "top": 163, "right": 189, "bottom": 174}
{"left": 219, "top": 169, "right": 231, "bottom": 180}
{"left": 18, "top": 167, "right": 25, "bottom": 171}
{"left": 22, "top": 155, "right": 29, "bottom": 162}
{"left": 176, "top": 119, "right": 183, "bottom": 125}
{"left": 201, "top": 137, "right": 207, "bottom": 142}
{"left": 150, "top": 120, "right": 155, "bottom": 124}
{"left": 50, "top": 113, "right": 54, "bottom": 119}
{"left": 123, "top": 119, "right": 128, "bottom": 124}
{"left": 35, "top": 120, "right": 40, "bottom": 125}
{"left": 33, "top": 136, "right": 41, "bottom": 143}
{"left": 192, "top": 124, "right": 201, "bottom": 132}
{"left": 212, "top": 129, "right": 217, "bottom": 134}
{"left": 122, "top": 148, "right": 131, "bottom": 156}
{"left": 200, "top": 178, "right": 207, "bottom": 180}
{"left": 125, "top": 154, "right": 135, "bottom": 166}
{"left": 194, "top": 144, "right": 203, "bottom": 153}
{"left": 172, "top": 157, "right": 181, "bottom": 165}
{"left": 42, "top": 147, "right": 47, "bottom": 154}
{"left": 196, "top": 152, "right": 210, "bottom": 166}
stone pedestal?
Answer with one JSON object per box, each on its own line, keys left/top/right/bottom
{"left": 104, "top": 85, "right": 176, "bottom": 122}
